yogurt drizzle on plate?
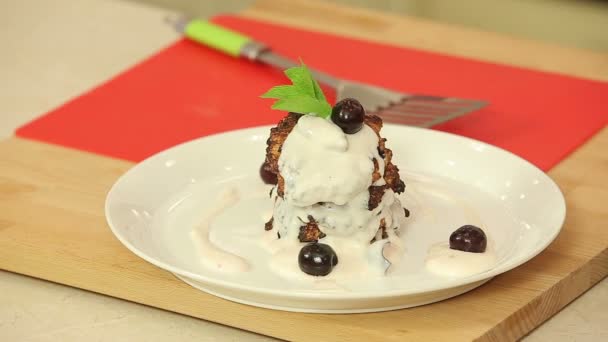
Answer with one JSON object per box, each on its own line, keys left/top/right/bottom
{"left": 190, "top": 188, "right": 251, "bottom": 273}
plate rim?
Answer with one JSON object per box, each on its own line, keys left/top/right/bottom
{"left": 105, "top": 124, "right": 566, "bottom": 300}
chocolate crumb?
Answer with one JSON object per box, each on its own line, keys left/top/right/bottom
{"left": 298, "top": 215, "right": 326, "bottom": 242}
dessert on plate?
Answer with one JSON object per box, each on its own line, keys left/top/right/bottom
{"left": 259, "top": 63, "right": 409, "bottom": 277}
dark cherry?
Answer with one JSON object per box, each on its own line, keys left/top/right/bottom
{"left": 331, "top": 98, "right": 365, "bottom": 134}
{"left": 259, "top": 161, "right": 277, "bottom": 185}
{"left": 298, "top": 243, "right": 339, "bottom": 276}
{"left": 449, "top": 225, "right": 487, "bottom": 253}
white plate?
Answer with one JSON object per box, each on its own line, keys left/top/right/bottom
{"left": 105, "top": 125, "right": 565, "bottom": 313}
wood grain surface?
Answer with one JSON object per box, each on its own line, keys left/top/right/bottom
{"left": 1, "top": 1, "right": 607, "bottom": 341}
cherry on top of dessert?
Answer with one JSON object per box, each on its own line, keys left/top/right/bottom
{"left": 331, "top": 98, "right": 365, "bottom": 134}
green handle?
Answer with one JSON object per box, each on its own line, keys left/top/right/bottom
{"left": 184, "top": 20, "right": 251, "bottom": 57}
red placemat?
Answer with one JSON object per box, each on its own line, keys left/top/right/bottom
{"left": 16, "top": 15, "right": 608, "bottom": 170}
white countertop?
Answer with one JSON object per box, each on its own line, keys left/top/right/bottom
{"left": 0, "top": 0, "right": 606, "bottom": 340}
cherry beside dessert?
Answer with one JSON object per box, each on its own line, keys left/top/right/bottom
{"left": 298, "top": 243, "right": 339, "bottom": 276}
{"left": 331, "top": 98, "right": 365, "bottom": 134}
{"left": 449, "top": 225, "right": 487, "bottom": 253}
{"left": 259, "top": 161, "right": 277, "bottom": 185}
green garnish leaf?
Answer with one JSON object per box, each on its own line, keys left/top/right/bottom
{"left": 260, "top": 85, "right": 301, "bottom": 99}
{"left": 260, "top": 61, "right": 331, "bottom": 118}
{"left": 271, "top": 97, "right": 332, "bottom": 117}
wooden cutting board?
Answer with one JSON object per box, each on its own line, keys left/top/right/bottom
{"left": 1, "top": 1, "right": 607, "bottom": 341}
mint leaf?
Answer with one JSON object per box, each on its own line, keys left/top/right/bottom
{"left": 284, "top": 66, "right": 315, "bottom": 97}
{"left": 300, "top": 64, "right": 327, "bottom": 102}
{"left": 260, "top": 61, "right": 332, "bottom": 118}
{"left": 271, "top": 97, "right": 332, "bottom": 117}
{"left": 260, "top": 85, "right": 300, "bottom": 99}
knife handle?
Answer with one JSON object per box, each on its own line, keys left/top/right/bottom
{"left": 177, "top": 18, "right": 340, "bottom": 88}
{"left": 183, "top": 19, "right": 267, "bottom": 59}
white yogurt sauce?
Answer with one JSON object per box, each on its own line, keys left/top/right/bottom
{"left": 190, "top": 188, "right": 251, "bottom": 273}
{"left": 425, "top": 242, "right": 496, "bottom": 278}
{"left": 279, "top": 115, "right": 385, "bottom": 207}
{"left": 272, "top": 188, "right": 403, "bottom": 243}
{"left": 269, "top": 115, "right": 407, "bottom": 276}
{"left": 274, "top": 115, "right": 402, "bottom": 242}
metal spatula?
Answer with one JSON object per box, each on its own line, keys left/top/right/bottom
{"left": 167, "top": 17, "right": 488, "bottom": 127}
